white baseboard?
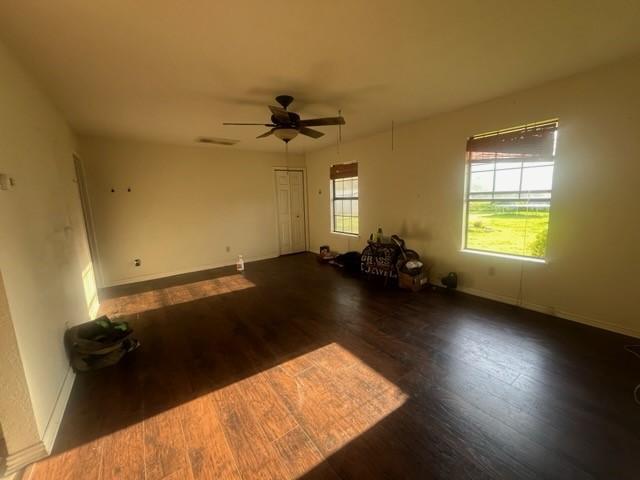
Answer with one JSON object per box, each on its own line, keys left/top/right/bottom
{"left": 42, "top": 367, "right": 76, "bottom": 454}
{"left": 0, "top": 368, "right": 74, "bottom": 476}
{"left": 458, "top": 286, "right": 640, "bottom": 339}
{"left": 103, "top": 253, "right": 280, "bottom": 287}
{"left": 1, "top": 442, "right": 47, "bottom": 476}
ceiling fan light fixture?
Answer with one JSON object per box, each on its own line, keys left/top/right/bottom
{"left": 274, "top": 128, "right": 298, "bottom": 143}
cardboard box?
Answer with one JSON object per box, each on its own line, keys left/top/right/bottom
{"left": 398, "top": 271, "right": 429, "bottom": 292}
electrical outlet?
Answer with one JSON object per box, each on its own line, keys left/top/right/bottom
{"left": 226, "top": 246, "right": 231, "bottom": 252}
{"left": 488, "top": 266, "right": 496, "bottom": 276}
{"left": 134, "top": 258, "right": 141, "bottom": 267}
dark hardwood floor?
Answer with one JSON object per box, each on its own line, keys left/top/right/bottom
{"left": 25, "top": 253, "right": 640, "bottom": 479}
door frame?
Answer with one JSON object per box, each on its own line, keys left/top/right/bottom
{"left": 73, "top": 153, "right": 104, "bottom": 288}
{"left": 272, "top": 166, "right": 310, "bottom": 255}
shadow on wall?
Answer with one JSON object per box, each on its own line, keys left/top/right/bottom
{"left": 397, "top": 219, "right": 432, "bottom": 244}
{"left": 0, "top": 424, "right": 7, "bottom": 463}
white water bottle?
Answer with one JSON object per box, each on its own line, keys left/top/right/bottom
{"left": 236, "top": 254, "right": 245, "bottom": 272}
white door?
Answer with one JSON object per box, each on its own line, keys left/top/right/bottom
{"left": 275, "top": 170, "right": 306, "bottom": 254}
{"left": 288, "top": 171, "right": 306, "bottom": 252}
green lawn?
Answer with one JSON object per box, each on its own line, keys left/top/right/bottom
{"left": 466, "top": 202, "right": 549, "bottom": 258}
{"left": 334, "top": 216, "right": 359, "bottom": 235}
{"left": 333, "top": 205, "right": 549, "bottom": 257}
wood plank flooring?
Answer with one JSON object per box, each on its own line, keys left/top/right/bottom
{"left": 24, "top": 253, "right": 640, "bottom": 479}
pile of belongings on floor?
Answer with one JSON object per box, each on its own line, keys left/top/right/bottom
{"left": 65, "top": 316, "right": 140, "bottom": 372}
{"left": 392, "top": 235, "right": 429, "bottom": 291}
{"left": 320, "top": 233, "right": 429, "bottom": 290}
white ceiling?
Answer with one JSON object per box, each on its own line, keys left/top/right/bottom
{"left": 1, "top": 1, "right": 640, "bottom": 153}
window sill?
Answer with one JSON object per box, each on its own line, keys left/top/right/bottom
{"left": 332, "top": 231, "right": 360, "bottom": 239}
{"left": 461, "top": 249, "right": 547, "bottom": 264}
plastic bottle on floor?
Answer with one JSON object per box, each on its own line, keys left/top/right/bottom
{"left": 236, "top": 254, "right": 245, "bottom": 273}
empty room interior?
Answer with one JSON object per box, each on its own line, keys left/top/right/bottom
{"left": 1, "top": 2, "right": 640, "bottom": 479}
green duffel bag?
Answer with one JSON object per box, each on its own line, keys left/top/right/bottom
{"left": 65, "top": 316, "right": 139, "bottom": 372}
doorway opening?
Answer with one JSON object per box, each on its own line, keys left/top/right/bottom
{"left": 73, "top": 154, "right": 101, "bottom": 315}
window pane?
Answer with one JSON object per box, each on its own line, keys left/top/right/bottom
{"left": 493, "top": 192, "right": 519, "bottom": 200}
{"left": 523, "top": 161, "right": 554, "bottom": 168}
{"left": 521, "top": 191, "right": 551, "bottom": 200}
{"left": 522, "top": 165, "right": 554, "bottom": 191}
{"left": 471, "top": 162, "right": 494, "bottom": 172}
{"left": 465, "top": 122, "right": 556, "bottom": 259}
{"left": 343, "top": 216, "right": 352, "bottom": 233}
{"left": 494, "top": 168, "right": 521, "bottom": 192}
{"left": 334, "top": 180, "right": 343, "bottom": 197}
{"left": 341, "top": 179, "right": 353, "bottom": 197}
{"left": 470, "top": 170, "right": 494, "bottom": 192}
{"left": 343, "top": 199, "right": 351, "bottom": 216}
{"left": 495, "top": 162, "right": 522, "bottom": 170}
{"left": 469, "top": 193, "right": 493, "bottom": 200}
{"left": 466, "top": 201, "right": 550, "bottom": 258}
{"left": 332, "top": 176, "right": 358, "bottom": 234}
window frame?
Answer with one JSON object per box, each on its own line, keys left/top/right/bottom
{"left": 462, "top": 121, "right": 557, "bottom": 261}
{"left": 331, "top": 176, "right": 359, "bottom": 236}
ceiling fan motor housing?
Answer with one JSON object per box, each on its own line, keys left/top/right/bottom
{"left": 271, "top": 111, "right": 300, "bottom": 126}
{"left": 275, "top": 95, "right": 294, "bottom": 110}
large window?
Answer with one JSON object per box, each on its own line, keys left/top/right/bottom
{"left": 464, "top": 120, "right": 558, "bottom": 260}
{"left": 330, "top": 162, "right": 359, "bottom": 235}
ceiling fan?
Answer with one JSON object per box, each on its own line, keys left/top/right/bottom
{"left": 223, "top": 95, "right": 345, "bottom": 143}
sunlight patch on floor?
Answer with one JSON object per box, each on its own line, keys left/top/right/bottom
{"left": 28, "top": 343, "right": 407, "bottom": 480}
{"left": 98, "top": 274, "right": 255, "bottom": 317}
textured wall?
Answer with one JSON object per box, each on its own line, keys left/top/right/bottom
{"left": 0, "top": 273, "right": 40, "bottom": 454}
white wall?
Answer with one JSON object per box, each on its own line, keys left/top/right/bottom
{"left": 0, "top": 40, "right": 94, "bottom": 442}
{"left": 307, "top": 55, "right": 640, "bottom": 339}
{"left": 78, "top": 136, "right": 304, "bottom": 286}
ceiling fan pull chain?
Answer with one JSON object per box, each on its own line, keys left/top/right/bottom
{"left": 391, "top": 120, "right": 395, "bottom": 152}
{"left": 337, "top": 109, "right": 342, "bottom": 155}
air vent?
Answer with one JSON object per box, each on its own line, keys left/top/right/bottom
{"left": 196, "top": 137, "right": 239, "bottom": 146}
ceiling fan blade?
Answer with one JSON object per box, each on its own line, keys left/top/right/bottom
{"left": 223, "top": 122, "right": 275, "bottom": 126}
{"left": 299, "top": 127, "right": 325, "bottom": 139}
{"left": 298, "top": 116, "right": 346, "bottom": 126}
{"left": 269, "top": 105, "right": 292, "bottom": 123}
{"left": 256, "top": 129, "right": 275, "bottom": 139}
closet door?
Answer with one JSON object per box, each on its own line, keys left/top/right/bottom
{"left": 274, "top": 170, "right": 306, "bottom": 255}
{"left": 288, "top": 170, "right": 306, "bottom": 253}
{"left": 275, "top": 170, "right": 293, "bottom": 254}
